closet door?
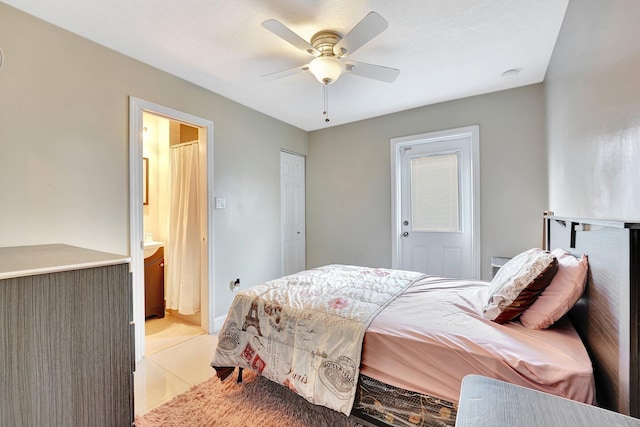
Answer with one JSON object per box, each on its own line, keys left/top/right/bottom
{"left": 281, "top": 151, "right": 306, "bottom": 275}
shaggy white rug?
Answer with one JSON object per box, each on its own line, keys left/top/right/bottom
{"left": 135, "top": 369, "right": 361, "bottom": 427}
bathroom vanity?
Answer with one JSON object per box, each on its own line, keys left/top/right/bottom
{"left": 144, "top": 241, "right": 165, "bottom": 318}
{"left": 0, "top": 244, "right": 134, "bottom": 426}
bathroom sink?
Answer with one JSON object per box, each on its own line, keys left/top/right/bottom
{"left": 143, "top": 241, "right": 164, "bottom": 258}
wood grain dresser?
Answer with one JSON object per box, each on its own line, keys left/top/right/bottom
{"left": 0, "top": 244, "right": 134, "bottom": 426}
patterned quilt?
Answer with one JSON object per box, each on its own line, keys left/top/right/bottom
{"left": 211, "top": 265, "right": 426, "bottom": 415}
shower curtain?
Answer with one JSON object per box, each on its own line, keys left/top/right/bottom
{"left": 166, "top": 142, "right": 201, "bottom": 315}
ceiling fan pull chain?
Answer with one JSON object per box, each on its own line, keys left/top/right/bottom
{"left": 323, "top": 83, "right": 330, "bottom": 123}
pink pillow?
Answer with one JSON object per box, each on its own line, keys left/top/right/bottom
{"left": 520, "top": 249, "right": 588, "bottom": 330}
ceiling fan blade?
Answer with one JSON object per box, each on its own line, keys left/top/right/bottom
{"left": 261, "top": 63, "right": 309, "bottom": 80}
{"left": 262, "top": 19, "right": 320, "bottom": 56}
{"left": 344, "top": 60, "right": 400, "bottom": 83}
{"left": 334, "top": 12, "right": 388, "bottom": 57}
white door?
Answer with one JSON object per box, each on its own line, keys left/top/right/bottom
{"left": 391, "top": 126, "right": 480, "bottom": 279}
{"left": 281, "top": 151, "right": 306, "bottom": 275}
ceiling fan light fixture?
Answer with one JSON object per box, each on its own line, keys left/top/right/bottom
{"left": 309, "top": 56, "right": 344, "bottom": 85}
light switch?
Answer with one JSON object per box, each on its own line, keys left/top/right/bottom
{"left": 215, "top": 197, "right": 226, "bottom": 209}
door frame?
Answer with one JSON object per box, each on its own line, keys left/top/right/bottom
{"left": 129, "top": 97, "right": 215, "bottom": 362}
{"left": 390, "top": 125, "right": 480, "bottom": 278}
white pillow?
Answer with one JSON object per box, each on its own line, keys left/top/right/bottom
{"left": 483, "top": 248, "right": 558, "bottom": 323}
{"left": 520, "top": 249, "right": 588, "bottom": 330}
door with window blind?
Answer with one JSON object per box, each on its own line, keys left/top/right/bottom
{"left": 393, "top": 126, "right": 479, "bottom": 279}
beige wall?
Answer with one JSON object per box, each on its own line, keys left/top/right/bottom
{"left": 545, "top": 0, "right": 640, "bottom": 220}
{"left": 7, "top": 0, "right": 636, "bottom": 316}
{"left": 142, "top": 112, "right": 170, "bottom": 245}
{"left": 0, "top": 4, "right": 308, "bottom": 316}
{"left": 307, "top": 84, "right": 548, "bottom": 279}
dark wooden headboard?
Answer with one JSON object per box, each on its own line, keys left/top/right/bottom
{"left": 546, "top": 216, "right": 640, "bottom": 416}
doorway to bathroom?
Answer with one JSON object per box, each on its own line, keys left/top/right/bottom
{"left": 129, "top": 97, "right": 215, "bottom": 361}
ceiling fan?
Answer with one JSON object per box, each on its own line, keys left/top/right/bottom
{"left": 262, "top": 11, "right": 399, "bottom": 85}
{"left": 261, "top": 12, "right": 400, "bottom": 122}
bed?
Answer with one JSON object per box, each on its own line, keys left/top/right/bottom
{"left": 211, "top": 215, "right": 640, "bottom": 425}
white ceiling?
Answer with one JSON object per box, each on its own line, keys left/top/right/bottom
{"left": 4, "top": 0, "right": 568, "bottom": 131}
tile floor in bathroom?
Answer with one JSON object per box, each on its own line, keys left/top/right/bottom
{"left": 134, "top": 314, "right": 219, "bottom": 415}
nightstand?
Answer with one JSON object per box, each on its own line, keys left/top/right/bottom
{"left": 490, "top": 256, "right": 511, "bottom": 278}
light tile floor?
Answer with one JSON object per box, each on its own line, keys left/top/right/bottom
{"left": 134, "top": 315, "right": 219, "bottom": 415}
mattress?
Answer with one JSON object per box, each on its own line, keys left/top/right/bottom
{"left": 360, "top": 276, "right": 595, "bottom": 405}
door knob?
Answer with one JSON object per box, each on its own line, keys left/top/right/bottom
{"left": 403, "top": 220, "right": 409, "bottom": 226}
{"left": 402, "top": 232, "right": 409, "bottom": 237}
